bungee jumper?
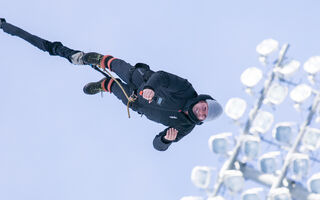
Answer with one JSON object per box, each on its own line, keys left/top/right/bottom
{"left": 0, "top": 18, "right": 223, "bottom": 151}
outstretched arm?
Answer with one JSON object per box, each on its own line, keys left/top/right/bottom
{"left": 153, "top": 125, "right": 195, "bottom": 151}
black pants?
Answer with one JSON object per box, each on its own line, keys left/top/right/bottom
{"left": 2, "top": 22, "right": 80, "bottom": 62}
{"left": 1, "top": 21, "right": 150, "bottom": 109}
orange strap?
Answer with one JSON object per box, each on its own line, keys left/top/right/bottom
{"left": 101, "top": 79, "right": 108, "bottom": 92}
{"left": 107, "top": 79, "right": 114, "bottom": 93}
{"left": 100, "top": 55, "right": 112, "bottom": 70}
{"left": 107, "top": 57, "right": 117, "bottom": 71}
{"left": 101, "top": 79, "right": 114, "bottom": 93}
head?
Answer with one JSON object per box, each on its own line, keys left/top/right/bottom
{"left": 191, "top": 99, "right": 223, "bottom": 122}
{"left": 192, "top": 100, "right": 208, "bottom": 121}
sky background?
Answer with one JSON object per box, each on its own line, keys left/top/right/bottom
{"left": 1, "top": 0, "right": 320, "bottom": 200}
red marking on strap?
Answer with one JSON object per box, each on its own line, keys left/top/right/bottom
{"left": 139, "top": 91, "right": 143, "bottom": 95}
{"left": 100, "top": 55, "right": 111, "bottom": 70}
{"left": 107, "top": 57, "right": 117, "bottom": 71}
{"left": 101, "top": 79, "right": 108, "bottom": 92}
{"left": 107, "top": 79, "right": 114, "bottom": 93}
{"left": 178, "top": 110, "right": 182, "bottom": 112}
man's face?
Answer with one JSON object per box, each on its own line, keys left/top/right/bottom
{"left": 192, "top": 100, "right": 208, "bottom": 121}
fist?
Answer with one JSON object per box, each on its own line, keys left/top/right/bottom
{"left": 142, "top": 88, "right": 155, "bottom": 103}
{"left": 164, "top": 128, "right": 178, "bottom": 141}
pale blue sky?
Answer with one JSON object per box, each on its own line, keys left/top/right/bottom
{"left": 1, "top": 1, "right": 320, "bottom": 200}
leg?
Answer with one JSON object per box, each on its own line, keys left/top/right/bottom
{"left": 83, "top": 53, "right": 154, "bottom": 88}
{"left": 83, "top": 75, "right": 138, "bottom": 111}
{"left": 1, "top": 19, "right": 82, "bottom": 64}
{"left": 82, "top": 53, "right": 134, "bottom": 83}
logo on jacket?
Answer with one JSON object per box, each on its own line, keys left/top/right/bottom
{"left": 156, "top": 97, "right": 163, "bottom": 105}
{"left": 169, "top": 115, "right": 178, "bottom": 119}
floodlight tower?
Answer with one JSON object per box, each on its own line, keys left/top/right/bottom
{"left": 183, "top": 39, "right": 320, "bottom": 200}
{"left": 268, "top": 85, "right": 320, "bottom": 199}
{"left": 210, "top": 42, "right": 290, "bottom": 197}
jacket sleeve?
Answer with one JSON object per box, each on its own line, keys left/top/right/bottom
{"left": 153, "top": 125, "right": 195, "bottom": 151}
{"left": 144, "top": 71, "right": 195, "bottom": 96}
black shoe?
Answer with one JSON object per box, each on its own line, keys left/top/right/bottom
{"left": 0, "top": 18, "right": 6, "bottom": 29}
{"left": 82, "top": 52, "right": 104, "bottom": 65}
{"left": 83, "top": 78, "right": 108, "bottom": 95}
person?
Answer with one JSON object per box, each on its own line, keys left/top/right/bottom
{"left": 0, "top": 18, "right": 223, "bottom": 151}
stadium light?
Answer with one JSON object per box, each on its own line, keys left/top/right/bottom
{"left": 240, "top": 67, "right": 263, "bottom": 88}
{"left": 289, "top": 84, "right": 312, "bottom": 103}
{"left": 307, "top": 173, "right": 320, "bottom": 194}
{"left": 225, "top": 98, "right": 247, "bottom": 120}
{"left": 223, "top": 170, "right": 245, "bottom": 193}
{"left": 272, "top": 122, "right": 295, "bottom": 145}
{"left": 241, "top": 135, "right": 260, "bottom": 161}
{"left": 301, "top": 127, "right": 320, "bottom": 151}
{"left": 191, "top": 166, "right": 212, "bottom": 189}
{"left": 256, "top": 39, "right": 279, "bottom": 56}
{"left": 264, "top": 83, "right": 288, "bottom": 105}
{"left": 208, "top": 133, "right": 232, "bottom": 155}
{"left": 187, "top": 41, "right": 320, "bottom": 200}
{"left": 241, "top": 188, "right": 264, "bottom": 200}
{"left": 250, "top": 110, "right": 274, "bottom": 134}
{"left": 180, "top": 196, "right": 204, "bottom": 200}
{"left": 274, "top": 60, "right": 300, "bottom": 77}
{"left": 269, "top": 187, "right": 291, "bottom": 200}
{"left": 259, "top": 151, "right": 281, "bottom": 174}
{"left": 303, "top": 56, "right": 320, "bottom": 75}
{"left": 290, "top": 153, "right": 309, "bottom": 179}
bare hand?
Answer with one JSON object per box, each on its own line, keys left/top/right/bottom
{"left": 142, "top": 88, "right": 155, "bottom": 103}
{"left": 164, "top": 128, "right": 178, "bottom": 141}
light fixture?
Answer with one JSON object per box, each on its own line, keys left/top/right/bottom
{"left": 191, "top": 166, "right": 211, "bottom": 189}
{"left": 303, "top": 56, "right": 320, "bottom": 75}
{"left": 259, "top": 151, "right": 281, "bottom": 174}
{"left": 256, "top": 39, "right": 279, "bottom": 56}
{"left": 265, "top": 83, "right": 288, "bottom": 105}
{"left": 269, "top": 187, "right": 292, "bottom": 200}
{"left": 241, "top": 188, "right": 264, "bottom": 200}
{"left": 180, "top": 196, "right": 204, "bottom": 200}
{"left": 289, "top": 84, "right": 312, "bottom": 103}
{"left": 302, "top": 127, "right": 320, "bottom": 151}
{"left": 250, "top": 110, "right": 274, "bottom": 134}
{"left": 240, "top": 67, "right": 263, "bottom": 88}
{"left": 307, "top": 173, "right": 320, "bottom": 194}
{"left": 272, "top": 122, "right": 295, "bottom": 145}
{"left": 225, "top": 97, "right": 247, "bottom": 120}
{"left": 223, "top": 170, "right": 245, "bottom": 193}
{"left": 290, "top": 153, "right": 309, "bottom": 179}
{"left": 208, "top": 133, "right": 232, "bottom": 155}
{"left": 241, "top": 135, "right": 260, "bottom": 161}
{"left": 274, "top": 60, "right": 300, "bottom": 77}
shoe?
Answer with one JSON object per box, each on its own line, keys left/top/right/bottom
{"left": 0, "top": 18, "right": 6, "bottom": 29}
{"left": 83, "top": 78, "right": 108, "bottom": 95}
{"left": 82, "top": 52, "right": 104, "bottom": 65}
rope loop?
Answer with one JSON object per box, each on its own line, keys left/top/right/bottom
{"left": 92, "top": 64, "right": 136, "bottom": 118}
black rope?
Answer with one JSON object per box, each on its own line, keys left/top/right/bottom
{"left": 90, "top": 64, "right": 109, "bottom": 77}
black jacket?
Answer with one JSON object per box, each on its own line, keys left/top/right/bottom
{"left": 132, "top": 70, "right": 213, "bottom": 151}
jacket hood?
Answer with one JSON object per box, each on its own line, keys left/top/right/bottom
{"left": 183, "top": 94, "right": 214, "bottom": 125}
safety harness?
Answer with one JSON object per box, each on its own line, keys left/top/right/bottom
{"left": 90, "top": 57, "right": 155, "bottom": 119}
{"left": 90, "top": 64, "right": 138, "bottom": 118}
